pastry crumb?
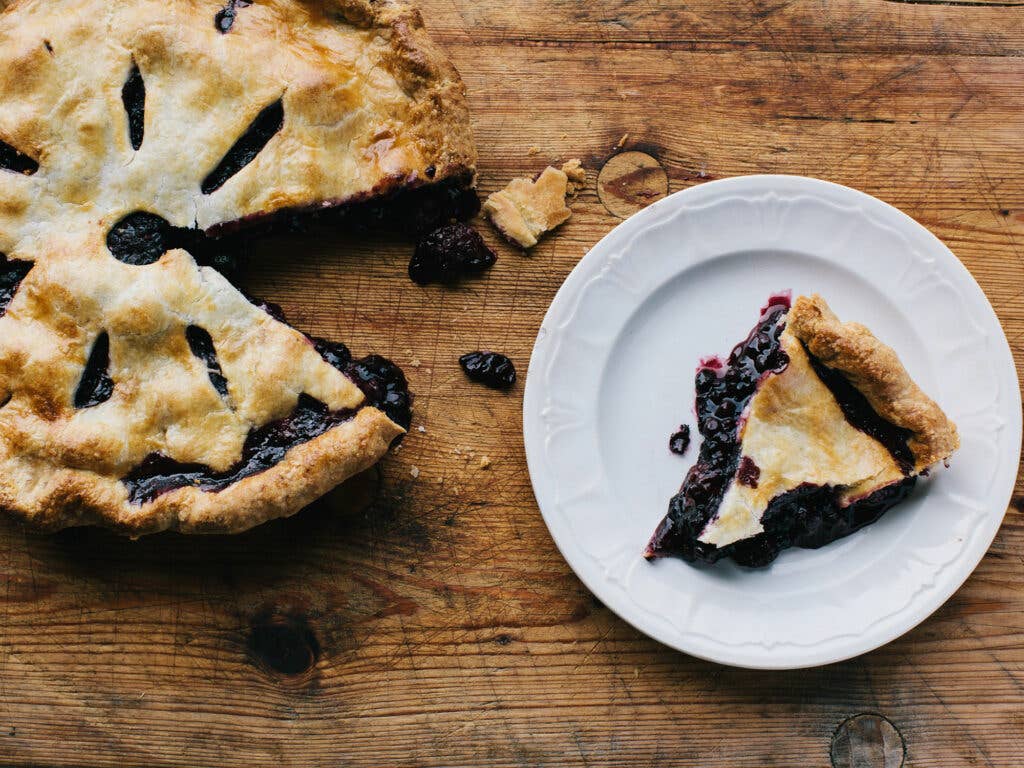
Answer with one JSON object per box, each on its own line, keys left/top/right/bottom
{"left": 417, "top": 425, "right": 427, "bottom": 433}
{"left": 478, "top": 455, "right": 492, "bottom": 470}
{"left": 616, "top": 132, "right": 629, "bottom": 149}
{"left": 410, "top": 358, "right": 421, "bottom": 367}
{"left": 483, "top": 159, "right": 582, "bottom": 248}
{"left": 561, "top": 159, "right": 586, "bottom": 196}
{"left": 527, "top": 145, "right": 539, "bottom": 155}
{"left": 410, "top": 466, "right": 420, "bottom": 479}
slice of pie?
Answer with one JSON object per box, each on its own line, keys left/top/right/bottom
{"left": 645, "top": 293, "right": 959, "bottom": 567}
{"left": 0, "top": 0, "right": 476, "bottom": 534}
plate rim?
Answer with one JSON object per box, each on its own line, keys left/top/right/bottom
{"left": 522, "top": 173, "right": 1023, "bottom": 669}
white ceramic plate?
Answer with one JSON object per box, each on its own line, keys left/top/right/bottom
{"left": 523, "top": 175, "right": 1021, "bottom": 669}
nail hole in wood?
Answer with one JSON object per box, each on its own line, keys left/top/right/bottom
{"left": 831, "top": 713, "right": 905, "bottom": 768}
{"left": 597, "top": 150, "right": 668, "bottom": 218}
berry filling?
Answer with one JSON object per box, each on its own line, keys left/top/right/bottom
{"left": 106, "top": 210, "right": 239, "bottom": 271}
{"left": 73, "top": 331, "right": 114, "bottom": 408}
{"left": 645, "top": 294, "right": 917, "bottom": 567}
{"left": 121, "top": 62, "right": 145, "bottom": 150}
{"left": 313, "top": 339, "right": 412, "bottom": 430}
{"left": 123, "top": 394, "right": 356, "bottom": 504}
{"left": 201, "top": 98, "right": 284, "bottom": 195}
{"left": 185, "top": 325, "right": 229, "bottom": 399}
{"left": 668, "top": 425, "right": 690, "bottom": 455}
{"left": 203, "top": 173, "right": 479, "bottom": 243}
{"left": 0, "top": 139, "right": 38, "bottom": 175}
{"left": 106, "top": 211, "right": 178, "bottom": 265}
{"left": 119, "top": 299, "right": 410, "bottom": 505}
{"left": 409, "top": 222, "right": 496, "bottom": 285}
{"left": 0, "top": 254, "right": 32, "bottom": 316}
{"left": 459, "top": 351, "right": 516, "bottom": 390}
{"left": 215, "top": 0, "right": 252, "bottom": 33}
{"left": 806, "top": 352, "right": 915, "bottom": 472}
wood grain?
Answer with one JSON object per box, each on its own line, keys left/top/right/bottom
{"left": 2, "top": 1, "right": 1024, "bottom": 766}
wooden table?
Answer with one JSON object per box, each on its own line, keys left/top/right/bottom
{"left": 3, "top": 1, "right": 1023, "bottom": 766}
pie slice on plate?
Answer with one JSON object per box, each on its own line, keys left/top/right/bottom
{"left": 645, "top": 293, "right": 959, "bottom": 567}
{"left": 0, "top": 0, "right": 476, "bottom": 534}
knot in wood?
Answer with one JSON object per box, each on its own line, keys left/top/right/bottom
{"left": 248, "top": 607, "right": 321, "bottom": 677}
{"left": 597, "top": 151, "right": 668, "bottom": 218}
{"left": 831, "top": 713, "right": 905, "bottom": 768}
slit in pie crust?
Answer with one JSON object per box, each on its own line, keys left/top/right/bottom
{"left": 0, "top": 0, "right": 476, "bottom": 534}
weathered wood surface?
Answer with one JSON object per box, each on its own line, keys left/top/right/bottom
{"left": 3, "top": 1, "right": 1024, "bottom": 766}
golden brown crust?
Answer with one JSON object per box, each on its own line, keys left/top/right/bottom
{"left": 482, "top": 163, "right": 577, "bottom": 248}
{"left": 2, "top": 407, "right": 403, "bottom": 535}
{"left": 788, "top": 294, "right": 960, "bottom": 472}
{"left": 0, "top": 0, "right": 472, "bottom": 534}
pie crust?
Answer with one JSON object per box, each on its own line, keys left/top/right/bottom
{"left": 788, "top": 294, "right": 959, "bottom": 472}
{"left": 0, "top": 0, "right": 476, "bottom": 534}
{"left": 483, "top": 160, "right": 581, "bottom": 248}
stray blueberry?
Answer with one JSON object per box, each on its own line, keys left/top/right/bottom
{"left": 410, "top": 223, "right": 496, "bottom": 285}
{"left": 459, "top": 351, "right": 516, "bottom": 390}
{"left": 669, "top": 425, "right": 690, "bottom": 455}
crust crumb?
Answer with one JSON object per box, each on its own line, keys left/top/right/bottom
{"left": 616, "top": 132, "right": 629, "bottom": 149}
{"left": 561, "top": 159, "right": 586, "bottom": 196}
{"left": 483, "top": 159, "right": 583, "bottom": 248}
{"left": 478, "top": 455, "right": 492, "bottom": 470}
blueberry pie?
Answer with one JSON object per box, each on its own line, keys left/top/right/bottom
{"left": 646, "top": 294, "right": 959, "bottom": 567}
{"left": 0, "top": 0, "right": 476, "bottom": 533}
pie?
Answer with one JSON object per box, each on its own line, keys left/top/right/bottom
{"left": 645, "top": 293, "right": 959, "bottom": 567}
{"left": 0, "top": 0, "right": 477, "bottom": 534}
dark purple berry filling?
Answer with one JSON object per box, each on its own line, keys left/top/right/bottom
{"left": 106, "top": 211, "right": 175, "bottom": 265}
{"left": 722, "top": 478, "right": 917, "bottom": 568}
{"left": 645, "top": 295, "right": 790, "bottom": 564}
{"left": 805, "top": 351, "right": 915, "bottom": 473}
{"left": 313, "top": 339, "right": 412, "bottom": 430}
{"left": 203, "top": 173, "right": 479, "bottom": 241}
{"left": 409, "top": 222, "right": 496, "bottom": 285}
{"left": 645, "top": 293, "right": 917, "bottom": 567}
{"left": 119, "top": 301, "right": 411, "bottom": 505}
{"left": 123, "top": 394, "right": 356, "bottom": 504}
{"left": 250, "top": 296, "right": 286, "bottom": 323}
{"left": 215, "top": 0, "right": 252, "bottom": 32}
{"left": 669, "top": 425, "right": 690, "bottom": 456}
{"left": 201, "top": 98, "right": 283, "bottom": 195}
{"left": 736, "top": 456, "right": 760, "bottom": 488}
{"left": 0, "top": 139, "right": 38, "bottom": 175}
{"left": 0, "top": 254, "right": 32, "bottom": 316}
{"left": 185, "top": 325, "right": 229, "bottom": 399}
{"left": 106, "top": 210, "right": 237, "bottom": 271}
{"left": 459, "top": 351, "right": 516, "bottom": 390}
{"left": 121, "top": 63, "right": 145, "bottom": 150}
{"left": 73, "top": 332, "right": 114, "bottom": 408}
